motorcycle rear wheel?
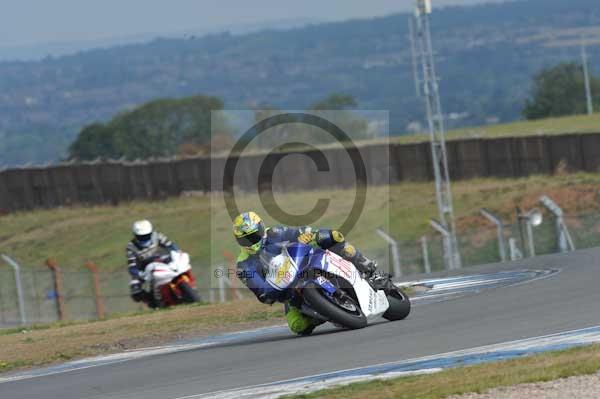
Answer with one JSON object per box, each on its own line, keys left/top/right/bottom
{"left": 303, "top": 282, "right": 367, "bottom": 330}
{"left": 382, "top": 288, "right": 411, "bottom": 321}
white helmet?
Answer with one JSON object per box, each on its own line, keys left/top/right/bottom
{"left": 133, "top": 220, "right": 154, "bottom": 247}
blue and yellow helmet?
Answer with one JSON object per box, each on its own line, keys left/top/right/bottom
{"left": 233, "top": 211, "right": 266, "bottom": 253}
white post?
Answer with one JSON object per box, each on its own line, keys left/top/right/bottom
{"left": 509, "top": 238, "right": 523, "bottom": 261}
{"left": 540, "top": 195, "right": 576, "bottom": 252}
{"left": 1, "top": 255, "right": 27, "bottom": 325}
{"left": 376, "top": 229, "right": 402, "bottom": 277}
{"left": 430, "top": 219, "right": 455, "bottom": 270}
{"left": 421, "top": 236, "right": 431, "bottom": 274}
{"left": 517, "top": 208, "right": 542, "bottom": 258}
{"left": 526, "top": 220, "right": 536, "bottom": 257}
{"left": 480, "top": 208, "right": 507, "bottom": 262}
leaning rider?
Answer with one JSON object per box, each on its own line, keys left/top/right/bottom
{"left": 127, "top": 220, "right": 179, "bottom": 307}
{"left": 233, "top": 211, "right": 380, "bottom": 335}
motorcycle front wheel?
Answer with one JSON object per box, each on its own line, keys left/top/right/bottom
{"left": 178, "top": 281, "right": 201, "bottom": 303}
{"left": 303, "top": 282, "right": 367, "bottom": 330}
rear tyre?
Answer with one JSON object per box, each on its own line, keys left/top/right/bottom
{"left": 178, "top": 282, "right": 201, "bottom": 303}
{"left": 303, "top": 282, "right": 367, "bottom": 330}
{"left": 382, "top": 289, "right": 411, "bottom": 321}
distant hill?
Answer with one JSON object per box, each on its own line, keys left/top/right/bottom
{"left": 0, "top": 18, "right": 321, "bottom": 62}
{"left": 1, "top": 0, "right": 600, "bottom": 166}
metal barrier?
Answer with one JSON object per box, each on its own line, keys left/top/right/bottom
{"left": 0, "top": 255, "right": 26, "bottom": 325}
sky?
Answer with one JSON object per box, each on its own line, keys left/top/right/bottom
{"left": 0, "top": 0, "right": 508, "bottom": 47}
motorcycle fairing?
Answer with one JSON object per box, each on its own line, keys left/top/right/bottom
{"left": 144, "top": 251, "right": 191, "bottom": 287}
{"left": 314, "top": 275, "right": 336, "bottom": 295}
{"left": 305, "top": 249, "right": 389, "bottom": 319}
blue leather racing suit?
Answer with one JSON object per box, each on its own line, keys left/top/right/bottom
{"left": 236, "top": 226, "right": 374, "bottom": 305}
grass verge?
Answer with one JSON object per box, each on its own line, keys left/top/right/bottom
{"left": 284, "top": 344, "right": 600, "bottom": 399}
{"left": 0, "top": 299, "right": 284, "bottom": 374}
{"left": 3, "top": 173, "right": 600, "bottom": 272}
{"left": 394, "top": 113, "right": 600, "bottom": 145}
{"left": 2, "top": 173, "right": 600, "bottom": 319}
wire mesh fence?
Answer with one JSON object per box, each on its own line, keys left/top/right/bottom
{"left": 1, "top": 210, "right": 599, "bottom": 327}
{"left": 0, "top": 268, "right": 136, "bottom": 328}
{"left": 0, "top": 264, "right": 248, "bottom": 328}
{"left": 392, "top": 211, "right": 600, "bottom": 276}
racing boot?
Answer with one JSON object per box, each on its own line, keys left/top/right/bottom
{"left": 285, "top": 302, "right": 325, "bottom": 336}
{"left": 369, "top": 271, "right": 396, "bottom": 292}
{"left": 354, "top": 253, "right": 378, "bottom": 278}
{"left": 337, "top": 242, "right": 378, "bottom": 278}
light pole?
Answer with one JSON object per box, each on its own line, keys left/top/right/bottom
{"left": 412, "top": 0, "right": 461, "bottom": 269}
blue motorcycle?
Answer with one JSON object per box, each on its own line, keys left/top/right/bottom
{"left": 261, "top": 242, "right": 411, "bottom": 329}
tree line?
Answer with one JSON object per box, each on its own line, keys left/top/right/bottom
{"left": 68, "top": 62, "right": 600, "bottom": 161}
{"left": 523, "top": 62, "right": 600, "bottom": 119}
{"left": 68, "top": 93, "right": 367, "bottom": 160}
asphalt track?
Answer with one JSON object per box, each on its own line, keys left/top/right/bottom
{"left": 3, "top": 247, "right": 600, "bottom": 399}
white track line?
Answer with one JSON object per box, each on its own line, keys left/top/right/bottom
{"left": 176, "top": 324, "right": 600, "bottom": 399}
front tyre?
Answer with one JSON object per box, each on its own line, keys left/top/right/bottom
{"left": 302, "top": 282, "right": 367, "bottom": 330}
{"left": 383, "top": 288, "right": 411, "bottom": 321}
{"left": 178, "top": 282, "right": 201, "bottom": 303}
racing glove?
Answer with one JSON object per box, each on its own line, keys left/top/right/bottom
{"left": 129, "top": 279, "right": 145, "bottom": 302}
{"left": 298, "top": 231, "right": 315, "bottom": 245}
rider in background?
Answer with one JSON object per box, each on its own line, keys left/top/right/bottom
{"left": 233, "top": 211, "right": 379, "bottom": 335}
{"left": 127, "top": 220, "right": 179, "bottom": 307}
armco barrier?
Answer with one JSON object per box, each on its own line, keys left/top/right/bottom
{"left": 1, "top": 133, "right": 600, "bottom": 212}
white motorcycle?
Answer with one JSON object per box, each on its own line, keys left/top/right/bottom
{"left": 261, "top": 242, "right": 410, "bottom": 330}
{"left": 140, "top": 251, "right": 200, "bottom": 307}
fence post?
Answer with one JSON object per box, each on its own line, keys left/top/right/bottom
{"left": 375, "top": 229, "right": 402, "bottom": 277}
{"left": 45, "top": 259, "right": 66, "bottom": 321}
{"left": 508, "top": 238, "right": 523, "bottom": 261}
{"left": 480, "top": 208, "right": 507, "bottom": 262}
{"left": 1, "top": 254, "right": 27, "bottom": 325}
{"left": 540, "top": 195, "right": 576, "bottom": 252}
{"left": 430, "top": 219, "right": 455, "bottom": 270}
{"left": 85, "top": 262, "right": 105, "bottom": 320}
{"left": 421, "top": 236, "right": 431, "bottom": 274}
